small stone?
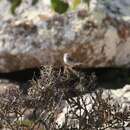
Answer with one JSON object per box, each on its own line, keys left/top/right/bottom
{"left": 0, "top": 81, "right": 19, "bottom": 96}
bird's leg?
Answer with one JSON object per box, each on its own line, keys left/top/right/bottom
{"left": 63, "top": 65, "right": 70, "bottom": 75}
{"left": 63, "top": 65, "right": 79, "bottom": 77}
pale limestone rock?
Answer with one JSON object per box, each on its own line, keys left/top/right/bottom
{"left": 0, "top": 17, "right": 130, "bottom": 72}
{"left": 0, "top": 82, "right": 19, "bottom": 95}
{"left": 104, "top": 26, "right": 119, "bottom": 61}
{"left": 115, "top": 38, "right": 130, "bottom": 66}
{"left": 0, "top": 0, "right": 129, "bottom": 72}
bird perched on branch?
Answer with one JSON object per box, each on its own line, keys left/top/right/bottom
{"left": 63, "top": 53, "right": 83, "bottom": 67}
{"left": 63, "top": 53, "right": 84, "bottom": 74}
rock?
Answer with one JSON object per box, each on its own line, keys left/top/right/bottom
{"left": 0, "top": 0, "right": 130, "bottom": 72}
{"left": 0, "top": 80, "right": 19, "bottom": 96}
{"left": 0, "top": 52, "right": 40, "bottom": 72}
{"left": 91, "top": 0, "right": 130, "bottom": 22}
{"left": 0, "top": 14, "right": 130, "bottom": 72}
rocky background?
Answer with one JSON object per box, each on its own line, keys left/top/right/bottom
{"left": 0, "top": 0, "right": 130, "bottom": 72}
{"left": 0, "top": 0, "right": 130, "bottom": 129}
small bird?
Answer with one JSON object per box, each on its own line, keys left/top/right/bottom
{"left": 63, "top": 53, "right": 84, "bottom": 74}
{"left": 63, "top": 53, "right": 83, "bottom": 67}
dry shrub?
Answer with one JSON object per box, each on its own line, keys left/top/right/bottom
{"left": 63, "top": 89, "right": 130, "bottom": 130}
{"left": 0, "top": 65, "right": 130, "bottom": 130}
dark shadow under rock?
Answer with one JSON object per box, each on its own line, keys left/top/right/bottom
{"left": 0, "top": 66, "right": 130, "bottom": 95}
{"left": 74, "top": 67, "right": 130, "bottom": 89}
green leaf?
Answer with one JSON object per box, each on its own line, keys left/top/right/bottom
{"left": 10, "top": 0, "right": 22, "bottom": 15}
{"left": 31, "top": 0, "right": 39, "bottom": 5}
{"left": 51, "top": 0, "right": 69, "bottom": 14}
{"left": 71, "top": 0, "right": 81, "bottom": 10}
